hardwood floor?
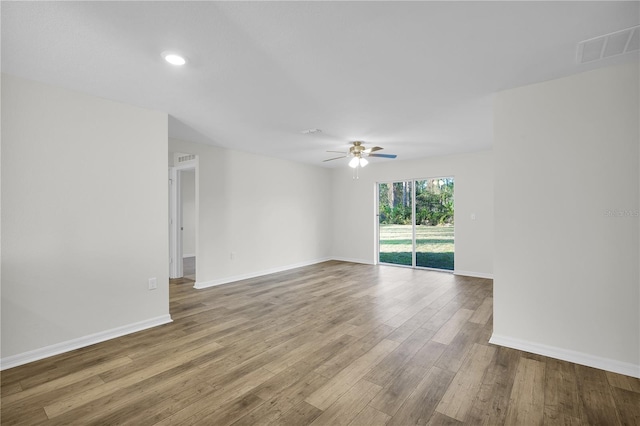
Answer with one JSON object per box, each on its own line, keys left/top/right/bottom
{"left": 1, "top": 261, "right": 638, "bottom": 425}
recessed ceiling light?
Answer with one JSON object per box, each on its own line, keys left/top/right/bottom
{"left": 162, "top": 51, "right": 186, "bottom": 66}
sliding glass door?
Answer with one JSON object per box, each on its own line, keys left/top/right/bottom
{"left": 378, "top": 178, "right": 454, "bottom": 271}
{"left": 378, "top": 182, "right": 413, "bottom": 266}
{"left": 415, "top": 178, "right": 454, "bottom": 270}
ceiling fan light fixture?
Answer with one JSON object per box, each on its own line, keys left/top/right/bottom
{"left": 323, "top": 141, "right": 396, "bottom": 169}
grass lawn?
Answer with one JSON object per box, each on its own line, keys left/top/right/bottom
{"left": 378, "top": 224, "right": 454, "bottom": 270}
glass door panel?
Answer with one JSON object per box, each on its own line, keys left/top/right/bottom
{"left": 415, "top": 178, "right": 454, "bottom": 270}
{"left": 378, "top": 181, "right": 413, "bottom": 266}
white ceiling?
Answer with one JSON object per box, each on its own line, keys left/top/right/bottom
{"left": 2, "top": 1, "right": 639, "bottom": 167}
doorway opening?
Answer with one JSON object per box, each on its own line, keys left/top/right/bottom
{"left": 169, "top": 153, "right": 197, "bottom": 280}
{"left": 377, "top": 177, "right": 454, "bottom": 271}
{"left": 181, "top": 170, "right": 196, "bottom": 280}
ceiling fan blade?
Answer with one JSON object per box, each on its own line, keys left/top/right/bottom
{"left": 326, "top": 150, "right": 348, "bottom": 154}
{"left": 368, "top": 153, "right": 397, "bottom": 159}
{"left": 363, "top": 146, "right": 383, "bottom": 153}
{"left": 322, "top": 156, "right": 347, "bottom": 162}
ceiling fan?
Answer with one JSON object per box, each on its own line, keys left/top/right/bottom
{"left": 323, "top": 141, "right": 397, "bottom": 168}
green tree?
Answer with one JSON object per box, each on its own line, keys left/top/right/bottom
{"left": 416, "top": 178, "right": 454, "bottom": 225}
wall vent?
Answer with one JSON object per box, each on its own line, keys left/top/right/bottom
{"left": 173, "top": 152, "right": 196, "bottom": 167}
{"left": 577, "top": 25, "right": 640, "bottom": 64}
{"left": 177, "top": 154, "right": 196, "bottom": 163}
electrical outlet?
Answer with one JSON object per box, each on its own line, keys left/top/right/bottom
{"left": 230, "top": 252, "right": 236, "bottom": 260}
{"left": 148, "top": 277, "right": 157, "bottom": 290}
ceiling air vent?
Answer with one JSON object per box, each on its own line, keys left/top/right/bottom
{"left": 577, "top": 25, "right": 640, "bottom": 64}
{"left": 177, "top": 154, "right": 196, "bottom": 163}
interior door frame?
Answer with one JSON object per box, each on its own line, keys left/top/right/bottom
{"left": 169, "top": 162, "right": 197, "bottom": 279}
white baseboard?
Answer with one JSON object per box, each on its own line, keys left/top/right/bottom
{"left": 0, "top": 315, "right": 173, "bottom": 371}
{"left": 195, "top": 256, "right": 473, "bottom": 289}
{"left": 454, "top": 270, "right": 494, "bottom": 280}
{"left": 489, "top": 334, "right": 640, "bottom": 378}
{"left": 331, "top": 257, "right": 375, "bottom": 265}
{"left": 194, "top": 257, "right": 333, "bottom": 289}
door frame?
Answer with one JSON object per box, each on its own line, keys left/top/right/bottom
{"left": 169, "top": 162, "right": 197, "bottom": 279}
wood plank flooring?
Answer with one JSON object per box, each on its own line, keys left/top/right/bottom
{"left": 2, "top": 260, "right": 639, "bottom": 425}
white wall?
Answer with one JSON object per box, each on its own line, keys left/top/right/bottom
{"left": 1, "top": 74, "right": 170, "bottom": 365}
{"left": 331, "top": 151, "right": 494, "bottom": 278}
{"left": 181, "top": 170, "right": 196, "bottom": 257}
{"left": 493, "top": 62, "right": 639, "bottom": 377}
{"left": 169, "top": 138, "right": 332, "bottom": 287}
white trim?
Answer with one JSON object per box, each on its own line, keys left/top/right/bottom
{"left": 169, "top": 167, "right": 182, "bottom": 279}
{"left": 182, "top": 253, "right": 195, "bottom": 258}
{"left": 454, "top": 270, "right": 494, "bottom": 280}
{"left": 489, "top": 334, "right": 640, "bottom": 378}
{"left": 331, "top": 256, "right": 375, "bottom": 265}
{"left": 194, "top": 257, "right": 333, "bottom": 289}
{"left": 174, "top": 157, "right": 197, "bottom": 171}
{"left": 0, "top": 315, "right": 173, "bottom": 371}
{"left": 412, "top": 181, "right": 417, "bottom": 268}
{"left": 194, "top": 256, "right": 461, "bottom": 290}
{"left": 373, "top": 182, "right": 379, "bottom": 266}
{"left": 169, "top": 157, "right": 198, "bottom": 280}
